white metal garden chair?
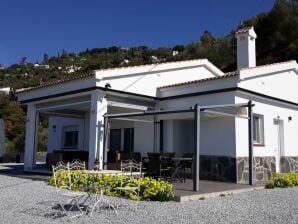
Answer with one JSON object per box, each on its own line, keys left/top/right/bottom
{"left": 88, "top": 175, "right": 119, "bottom": 217}
{"left": 69, "top": 159, "right": 86, "bottom": 171}
{"left": 116, "top": 160, "right": 142, "bottom": 211}
{"left": 52, "top": 162, "right": 87, "bottom": 218}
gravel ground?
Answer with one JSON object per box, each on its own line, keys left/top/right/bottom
{"left": 0, "top": 174, "right": 297, "bottom": 224}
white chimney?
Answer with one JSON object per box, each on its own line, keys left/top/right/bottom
{"left": 235, "top": 26, "right": 257, "bottom": 70}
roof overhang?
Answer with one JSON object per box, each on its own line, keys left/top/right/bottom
{"left": 239, "top": 60, "right": 298, "bottom": 81}
{"left": 104, "top": 103, "right": 251, "bottom": 121}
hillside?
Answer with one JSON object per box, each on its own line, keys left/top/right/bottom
{"left": 0, "top": 0, "right": 297, "bottom": 91}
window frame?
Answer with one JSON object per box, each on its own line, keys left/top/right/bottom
{"left": 253, "top": 114, "right": 265, "bottom": 146}
{"left": 61, "top": 125, "right": 79, "bottom": 149}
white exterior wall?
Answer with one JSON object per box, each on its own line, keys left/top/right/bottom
{"left": 201, "top": 116, "right": 236, "bottom": 157}
{"left": 157, "top": 92, "right": 235, "bottom": 110}
{"left": 158, "top": 92, "right": 237, "bottom": 157}
{"left": 173, "top": 120, "right": 194, "bottom": 155}
{"left": 239, "top": 69, "right": 298, "bottom": 103}
{"left": 235, "top": 94, "right": 298, "bottom": 157}
{"left": 95, "top": 59, "right": 224, "bottom": 97}
{"left": 134, "top": 122, "right": 155, "bottom": 156}
{"left": 48, "top": 116, "right": 86, "bottom": 153}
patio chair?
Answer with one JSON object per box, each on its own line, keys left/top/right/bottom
{"left": 69, "top": 159, "right": 86, "bottom": 171}
{"left": 147, "top": 152, "right": 172, "bottom": 180}
{"left": 116, "top": 160, "right": 142, "bottom": 211}
{"left": 88, "top": 175, "right": 119, "bottom": 217}
{"left": 182, "top": 153, "right": 193, "bottom": 179}
{"left": 52, "top": 162, "right": 87, "bottom": 218}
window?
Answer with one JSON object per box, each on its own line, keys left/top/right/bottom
{"left": 62, "top": 125, "right": 78, "bottom": 149}
{"left": 109, "top": 128, "right": 134, "bottom": 152}
{"left": 109, "top": 129, "right": 121, "bottom": 151}
{"left": 253, "top": 114, "right": 264, "bottom": 145}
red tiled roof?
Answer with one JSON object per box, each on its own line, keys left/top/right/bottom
{"left": 239, "top": 60, "right": 297, "bottom": 71}
{"left": 157, "top": 72, "right": 238, "bottom": 89}
{"left": 235, "top": 26, "right": 253, "bottom": 35}
{"left": 16, "top": 73, "right": 95, "bottom": 93}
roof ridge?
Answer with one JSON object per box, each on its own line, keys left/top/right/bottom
{"left": 239, "top": 60, "right": 297, "bottom": 71}
{"left": 94, "top": 58, "right": 207, "bottom": 72}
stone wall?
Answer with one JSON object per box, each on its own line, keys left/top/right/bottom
{"left": 200, "top": 155, "right": 236, "bottom": 182}
{"left": 237, "top": 157, "right": 276, "bottom": 184}
{"left": 280, "top": 157, "right": 298, "bottom": 173}
{"left": 199, "top": 156, "right": 297, "bottom": 184}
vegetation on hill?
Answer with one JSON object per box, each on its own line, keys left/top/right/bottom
{"left": 0, "top": 0, "right": 297, "bottom": 154}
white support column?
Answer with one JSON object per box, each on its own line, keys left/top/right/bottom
{"left": 24, "top": 104, "right": 38, "bottom": 171}
{"left": 193, "top": 104, "right": 200, "bottom": 191}
{"left": 88, "top": 91, "right": 107, "bottom": 170}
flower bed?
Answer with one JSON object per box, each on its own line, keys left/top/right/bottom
{"left": 48, "top": 170, "right": 174, "bottom": 201}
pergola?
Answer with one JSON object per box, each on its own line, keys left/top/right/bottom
{"left": 103, "top": 101, "right": 254, "bottom": 191}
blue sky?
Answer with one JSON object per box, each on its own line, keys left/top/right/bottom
{"left": 0, "top": 0, "right": 274, "bottom": 66}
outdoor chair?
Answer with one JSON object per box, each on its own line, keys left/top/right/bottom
{"left": 182, "top": 153, "right": 193, "bottom": 179}
{"left": 87, "top": 175, "right": 118, "bottom": 217}
{"left": 116, "top": 160, "right": 142, "bottom": 211}
{"left": 147, "top": 152, "right": 172, "bottom": 180}
{"left": 69, "top": 159, "right": 86, "bottom": 171}
{"left": 52, "top": 162, "right": 87, "bottom": 218}
{"left": 161, "top": 152, "right": 176, "bottom": 158}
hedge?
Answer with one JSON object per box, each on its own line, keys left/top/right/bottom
{"left": 265, "top": 173, "right": 298, "bottom": 189}
{"left": 48, "top": 170, "right": 174, "bottom": 201}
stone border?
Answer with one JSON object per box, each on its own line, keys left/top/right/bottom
{"left": 175, "top": 186, "right": 265, "bottom": 202}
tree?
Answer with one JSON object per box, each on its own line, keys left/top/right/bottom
{"left": 173, "top": 45, "right": 185, "bottom": 52}
{"left": 0, "top": 94, "right": 25, "bottom": 153}
{"left": 42, "top": 53, "right": 49, "bottom": 64}
{"left": 200, "top": 31, "right": 215, "bottom": 47}
{"left": 20, "top": 57, "right": 27, "bottom": 65}
{"left": 61, "top": 49, "right": 68, "bottom": 58}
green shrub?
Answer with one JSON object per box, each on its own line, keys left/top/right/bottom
{"left": 266, "top": 173, "right": 298, "bottom": 188}
{"left": 265, "top": 180, "right": 275, "bottom": 189}
{"left": 48, "top": 171, "right": 174, "bottom": 201}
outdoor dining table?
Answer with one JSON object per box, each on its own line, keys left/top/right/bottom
{"left": 170, "top": 157, "right": 193, "bottom": 183}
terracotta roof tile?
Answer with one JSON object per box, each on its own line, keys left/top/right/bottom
{"left": 16, "top": 73, "right": 94, "bottom": 93}
{"left": 157, "top": 71, "right": 238, "bottom": 89}
{"left": 239, "top": 60, "right": 297, "bottom": 71}
{"left": 235, "top": 26, "right": 253, "bottom": 35}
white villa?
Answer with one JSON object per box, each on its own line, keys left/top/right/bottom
{"left": 16, "top": 27, "right": 298, "bottom": 190}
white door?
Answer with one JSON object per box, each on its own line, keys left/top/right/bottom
{"left": 273, "top": 119, "right": 283, "bottom": 173}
